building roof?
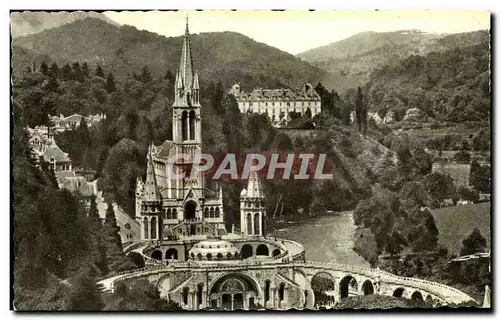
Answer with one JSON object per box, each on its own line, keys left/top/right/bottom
{"left": 235, "top": 83, "right": 320, "bottom": 101}
{"left": 189, "top": 239, "right": 239, "bottom": 259}
{"left": 244, "top": 171, "right": 264, "bottom": 198}
{"left": 42, "top": 140, "right": 71, "bottom": 163}
{"left": 155, "top": 140, "right": 174, "bottom": 159}
{"left": 64, "top": 114, "right": 85, "bottom": 122}
{"left": 60, "top": 176, "right": 95, "bottom": 197}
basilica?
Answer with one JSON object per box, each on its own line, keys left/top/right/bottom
{"left": 134, "top": 18, "right": 265, "bottom": 242}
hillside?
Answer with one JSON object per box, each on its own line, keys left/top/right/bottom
{"left": 10, "top": 11, "right": 119, "bottom": 38}
{"left": 432, "top": 203, "right": 491, "bottom": 255}
{"left": 12, "top": 18, "right": 333, "bottom": 90}
{"left": 363, "top": 32, "right": 490, "bottom": 123}
{"left": 296, "top": 30, "right": 488, "bottom": 92}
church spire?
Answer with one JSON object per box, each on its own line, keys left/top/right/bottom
{"left": 179, "top": 13, "right": 194, "bottom": 92}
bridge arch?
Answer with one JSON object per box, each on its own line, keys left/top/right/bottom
{"left": 165, "top": 248, "right": 178, "bottom": 260}
{"left": 151, "top": 250, "right": 162, "bottom": 260}
{"left": 272, "top": 249, "right": 281, "bottom": 257}
{"left": 241, "top": 244, "right": 253, "bottom": 259}
{"left": 411, "top": 291, "right": 424, "bottom": 302}
{"left": 393, "top": 287, "right": 405, "bottom": 298}
{"left": 361, "top": 280, "right": 374, "bottom": 295}
{"left": 339, "top": 275, "right": 358, "bottom": 300}
{"left": 311, "top": 272, "right": 335, "bottom": 308}
{"left": 256, "top": 244, "right": 269, "bottom": 256}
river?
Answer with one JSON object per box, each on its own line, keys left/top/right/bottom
{"left": 267, "top": 212, "right": 370, "bottom": 267}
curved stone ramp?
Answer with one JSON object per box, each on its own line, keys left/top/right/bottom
{"left": 97, "top": 259, "right": 474, "bottom": 306}
{"left": 303, "top": 261, "right": 474, "bottom": 305}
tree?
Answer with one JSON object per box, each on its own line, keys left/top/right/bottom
{"left": 72, "top": 62, "right": 82, "bottom": 82}
{"left": 140, "top": 66, "right": 152, "bottom": 83}
{"left": 39, "top": 61, "right": 49, "bottom": 76}
{"left": 68, "top": 265, "right": 103, "bottom": 310}
{"left": 49, "top": 62, "right": 59, "bottom": 78}
{"left": 82, "top": 62, "right": 90, "bottom": 79}
{"left": 106, "top": 72, "right": 116, "bottom": 93}
{"left": 61, "top": 63, "right": 73, "bottom": 80}
{"left": 460, "top": 228, "right": 487, "bottom": 256}
{"left": 105, "top": 280, "right": 182, "bottom": 311}
{"left": 355, "top": 87, "right": 366, "bottom": 135}
{"left": 46, "top": 75, "right": 59, "bottom": 92}
{"left": 87, "top": 196, "right": 107, "bottom": 273}
{"left": 412, "top": 147, "right": 433, "bottom": 175}
{"left": 423, "top": 172, "right": 455, "bottom": 206}
{"left": 458, "top": 186, "right": 479, "bottom": 203}
{"left": 453, "top": 150, "right": 471, "bottom": 163}
{"left": 102, "top": 201, "right": 135, "bottom": 272}
{"left": 95, "top": 65, "right": 105, "bottom": 78}
{"left": 164, "top": 69, "right": 174, "bottom": 84}
{"left": 470, "top": 160, "right": 490, "bottom": 193}
{"left": 305, "top": 107, "right": 312, "bottom": 119}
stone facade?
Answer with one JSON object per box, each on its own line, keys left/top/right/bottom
{"left": 230, "top": 83, "right": 321, "bottom": 127}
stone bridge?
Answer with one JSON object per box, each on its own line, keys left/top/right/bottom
{"left": 97, "top": 258, "right": 474, "bottom": 310}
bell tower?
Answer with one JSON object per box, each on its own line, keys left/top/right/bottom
{"left": 171, "top": 16, "right": 203, "bottom": 197}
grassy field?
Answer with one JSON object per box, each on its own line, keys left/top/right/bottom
{"left": 432, "top": 202, "right": 491, "bottom": 255}
{"left": 432, "top": 163, "right": 470, "bottom": 187}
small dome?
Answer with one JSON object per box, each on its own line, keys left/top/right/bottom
{"left": 189, "top": 239, "right": 240, "bottom": 262}
{"left": 240, "top": 188, "right": 247, "bottom": 197}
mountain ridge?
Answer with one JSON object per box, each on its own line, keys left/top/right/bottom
{"left": 10, "top": 11, "right": 119, "bottom": 38}
{"left": 12, "top": 17, "right": 335, "bottom": 90}
{"left": 296, "top": 29, "right": 488, "bottom": 92}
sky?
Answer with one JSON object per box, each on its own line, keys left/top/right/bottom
{"left": 104, "top": 10, "right": 490, "bottom": 55}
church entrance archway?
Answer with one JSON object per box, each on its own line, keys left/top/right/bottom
{"left": 185, "top": 201, "right": 197, "bottom": 220}
{"left": 241, "top": 244, "right": 253, "bottom": 259}
{"left": 209, "top": 273, "right": 259, "bottom": 310}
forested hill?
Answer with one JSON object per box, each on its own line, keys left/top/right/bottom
{"left": 296, "top": 30, "right": 489, "bottom": 93}
{"left": 12, "top": 17, "right": 334, "bottom": 90}
{"left": 363, "top": 32, "right": 490, "bottom": 123}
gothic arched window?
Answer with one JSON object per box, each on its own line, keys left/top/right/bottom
{"left": 181, "top": 111, "right": 188, "bottom": 141}
{"left": 189, "top": 110, "right": 196, "bottom": 140}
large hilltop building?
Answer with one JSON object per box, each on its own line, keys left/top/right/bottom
{"left": 229, "top": 83, "right": 321, "bottom": 127}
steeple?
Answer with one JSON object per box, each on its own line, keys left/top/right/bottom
{"left": 179, "top": 14, "right": 194, "bottom": 92}
{"left": 144, "top": 145, "right": 160, "bottom": 202}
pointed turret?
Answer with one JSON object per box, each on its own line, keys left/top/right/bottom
{"left": 193, "top": 71, "right": 199, "bottom": 90}
{"left": 144, "top": 145, "right": 160, "bottom": 202}
{"left": 246, "top": 171, "right": 264, "bottom": 198}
